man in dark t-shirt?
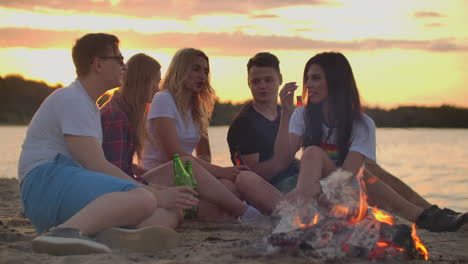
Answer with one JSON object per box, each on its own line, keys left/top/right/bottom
{"left": 227, "top": 52, "right": 299, "bottom": 196}
{"left": 228, "top": 101, "right": 300, "bottom": 194}
{"left": 228, "top": 102, "right": 280, "bottom": 164}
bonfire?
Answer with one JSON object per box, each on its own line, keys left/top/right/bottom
{"left": 259, "top": 168, "right": 429, "bottom": 261}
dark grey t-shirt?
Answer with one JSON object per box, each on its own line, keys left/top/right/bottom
{"left": 227, "top": 102, "right": 281, "bottom": 165}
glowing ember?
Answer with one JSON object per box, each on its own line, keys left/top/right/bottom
{"left": 366, "top": 175, "right": 378, "bottom": 184}
{"left": 331, "top": 205, "right": 349, "bottom": 218}
{"left": 376, "top": 241, "right": 403, "bottom": 251}
{"left": 372, "top": 207, "right": 394, "bottom": 225}
{"left": 411, "top": 224, "right": 429, "bottom": 260}
{"left": 293, "top": 214, "right": 319, "bottom": 228}
{"left": 377, "top": 241, "right": 388, "bottom": 247}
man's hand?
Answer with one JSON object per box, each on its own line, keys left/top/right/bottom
{"left": 154, "top": 186, "right": 199, "bottom": 210}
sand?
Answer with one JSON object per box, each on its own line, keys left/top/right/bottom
{"left": 1, "top": 177, "right": 468, "bottom": 264}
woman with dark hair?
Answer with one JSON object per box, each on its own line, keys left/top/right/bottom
{"left": 286, "top": 52, "right": 373, "bottom": 201}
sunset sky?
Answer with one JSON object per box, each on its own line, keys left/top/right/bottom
{"left": 1, "top": 0, "right": 467, "bottom": 108}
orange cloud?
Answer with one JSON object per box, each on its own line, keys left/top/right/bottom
{"left": 0, "top": 0, "right": 330, "bottom": 18}
{"left": 249, "top": 14, "right": 280, "bottom": 19}
{"left": 2, "top": 28, "right": 468, "bottom": 55}
{"left": 0, "top": 28, "right": 86, "bottom": 49}
{"left": 424, "top": 23, "right": 443, "bottom": 28}
{"left": 413, "top": 11, "right": 446, "bottom": 18}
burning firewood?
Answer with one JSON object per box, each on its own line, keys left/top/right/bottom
{"left": 260, "top": 168, "right": 429, "bottom": 261}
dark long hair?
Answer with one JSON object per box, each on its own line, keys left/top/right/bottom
{"left": 302, "top": 52, "right": 362, "bottom": 166}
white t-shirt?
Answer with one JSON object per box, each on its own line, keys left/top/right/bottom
{"left": 18, "top": 80, "right": 102, "bottom": 182}
{"left": 289, "top": 106, "right": 376, "bottom": 162}
{"left": 142, "top": 90, "right": 201, "bottom": 169}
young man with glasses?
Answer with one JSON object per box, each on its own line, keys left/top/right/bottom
{"left": 18, "top": 33, "right": 194, "bottom": 255}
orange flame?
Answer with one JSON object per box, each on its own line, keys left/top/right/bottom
{"left": 411, "top": 224, "right": 429, "bottom": 260}
{"left": 293, "top": 214, "right": 319, "bottom": 228}
{"left": 349, "top": 167, "right": 368, "bottom": 224}
{"left": 372, "top": 207, "right": 394, "bottom": 225}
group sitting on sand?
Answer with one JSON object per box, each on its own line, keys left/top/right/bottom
{"left": 17, "top": 32, "right": 468, "bottom": 256}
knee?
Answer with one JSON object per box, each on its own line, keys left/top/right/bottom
{"left": 301, "top": 145, "right": 324, "bottom": 160}
{"left": 219, "top": 178, "right": 240, "bottom": 197}
{"left": 235, "top": 171, "right": 261, "bottom": 193}
{"left": 130, "top": 187, "right": 158, "bottom": 217}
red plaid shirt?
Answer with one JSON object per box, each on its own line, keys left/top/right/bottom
{"left": 100, "top": 93, "right": 148, "bottom": 185}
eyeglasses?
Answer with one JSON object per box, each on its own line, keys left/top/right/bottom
{"left": 99, "top": 55, "right": 124, "bottom": 66}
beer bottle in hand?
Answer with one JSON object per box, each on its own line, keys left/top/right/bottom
{"left": 184, "top": 161, "right": 197, "bottom": 190}
{"left": 173, "top": 154, "right": 189, "bottom": 186}
{"left": 172, "top": 154, "right": 198, "bottom": 219}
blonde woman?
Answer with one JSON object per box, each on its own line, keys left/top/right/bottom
{"left": 142, "top": 48, "right": 265, "bottom": 222}
{"left": 102, "top": 52, "right": 263, "bottom": 224}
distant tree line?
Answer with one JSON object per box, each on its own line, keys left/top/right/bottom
{"left": 0, "top": 75, "right": 63, "bottom": 124}
{"left": 1, "top": 74, "right": 468, "bottom": 128}
{"left": 365, "top": 106, "right": 468, "bottom": 128}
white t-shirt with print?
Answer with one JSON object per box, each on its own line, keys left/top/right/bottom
{"left": 18, "top": 80, "right": 103, "bottom": 182}
{"left": 142, "top": 90, "right": 201, "bottom": 169}
{"left": 289, "top": 106, "right": 376, "bottom": 162}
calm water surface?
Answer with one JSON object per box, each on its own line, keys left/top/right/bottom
{"left": 1, "top": 126, "right": 467, "bottom": 211}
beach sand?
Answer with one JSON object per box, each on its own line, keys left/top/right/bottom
{"left": 1, "top": 177, "right": 467, "bottom": 264}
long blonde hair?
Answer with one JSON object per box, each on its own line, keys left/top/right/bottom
{"left": 119, "top": 53, "right": 161, "bottom": 162}
{"left": 161, "top": 48, "right": 216, "bottom": 136}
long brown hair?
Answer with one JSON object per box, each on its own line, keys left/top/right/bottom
{"left": 302, "top": 52, "right": 362, "bottom": 166}
{"left": 119, "top": 53, "right": 161, "bottom": 162}
{"left": 161, "top": 48, "right": 216, "bottom": 136}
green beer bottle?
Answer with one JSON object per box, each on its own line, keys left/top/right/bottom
{"left": 173, "top": 154, "right": 189, "bottom": 186}
{"left": 172, "top": 154, "right": 198, "bottom": 219}
{"left": 184, "top": 161, "right": 197, "bottom": 190}
{"left": 183, "top": 160, "right": 198, "bottom": 219}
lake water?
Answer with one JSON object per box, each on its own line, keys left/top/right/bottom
{"left": 1, "top": 126, "right": 467, "bottom": 212}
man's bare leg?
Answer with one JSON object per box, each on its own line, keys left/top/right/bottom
{"left": 58, "top": 187, "right": 160, "bottom": 235}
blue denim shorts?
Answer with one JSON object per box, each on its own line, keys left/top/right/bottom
{"left": 20, "top": 154, "right": 142, "bottom": 233}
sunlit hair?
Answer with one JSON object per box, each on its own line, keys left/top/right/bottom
{"left": 247, "top": 52, "right": 281, "bottom": 75}
{"left": 302, "top": 52, "right": 362, "bottom": 166}
{"left": 161, "top": 48, "right": 216, "bottom": 136}
{"left": 118, "top": 53, "right": 161, "bottom": 162}
{"left": 72, "top": 33, "right": 119, "bottom": 77}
